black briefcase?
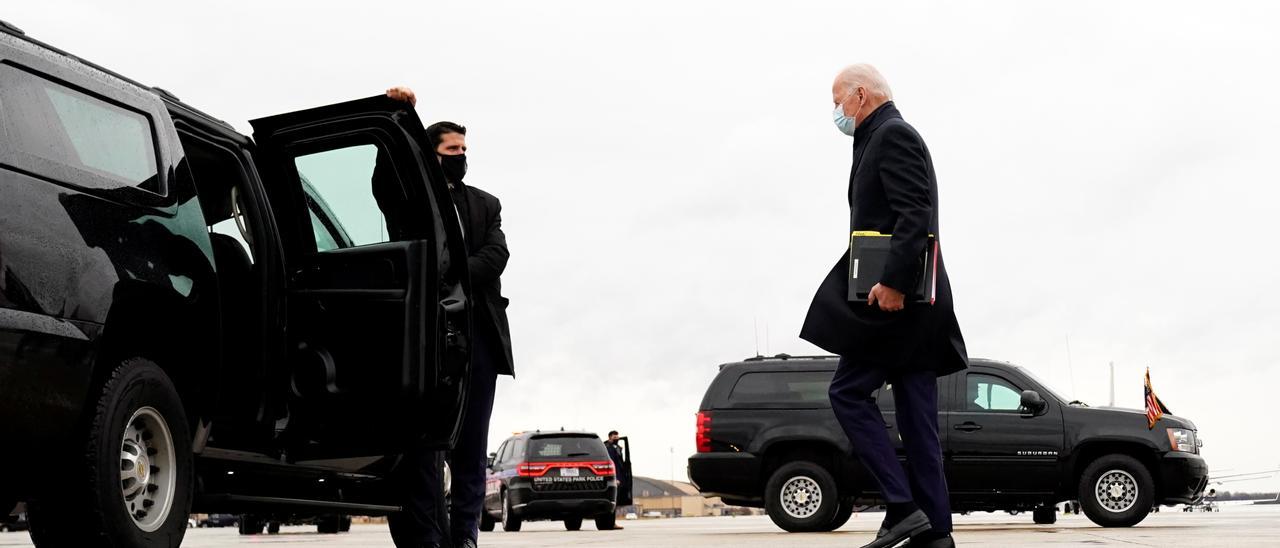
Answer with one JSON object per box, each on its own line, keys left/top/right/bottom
{"left": 847, "top": 231, "right": 938, "bottom": 304}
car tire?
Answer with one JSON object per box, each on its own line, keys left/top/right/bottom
{"left": 825, "top": 497, "right": 856, "bottom": 531}
{"left": 267, "top": 521, "right": 281, "bottom": 534}
{"left": 26, "top": 358, "right": 193, "bottom": 548}
{"left": 1078, "top": 454, "right": 1154, "bottom": 528}
{"left": 594, "top": 512, "right": 617, "bottom": 531}
{"left": 317, "top": 514, "right": 342, "bottom": 534}
{"left": 239, "top": 515, "right": 264, "bottom": 535}
{"left": 480, "top": 510, "right": 496, "bottom": 532}
{"left": 1033, "top": 504, "right": 1057, "bottom": 525}
{"left": 565, "top": 517, "right": 583, "bottom": 531}
{"left": 764, "top": 460, "right": 841, "bottom": 533}
{"left": 501, "top": 491, "right": 522, "bottom": 532}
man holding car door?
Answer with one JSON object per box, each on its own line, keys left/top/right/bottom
{"left": 385, "top": 86, "right": 515, "bottom": 548}
{"left": 800, "top": 64, "right": 967, "bottom": 548}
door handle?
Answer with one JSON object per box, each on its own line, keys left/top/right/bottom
{"left": 954, "top": 422, "right": 983, "bottom": 432}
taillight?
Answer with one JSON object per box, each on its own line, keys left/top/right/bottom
{"left": 696, "top": 411, "right": 713, "bottom": 452}
{"left": 517, "top": 462, "right": 550, "bottom": 476}
{"left": 517, "top": 461, "right": 615, "bottom": 477}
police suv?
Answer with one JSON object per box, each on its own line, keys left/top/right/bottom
{"left": 483, "top": 431, "right": 621, "bottom": 532}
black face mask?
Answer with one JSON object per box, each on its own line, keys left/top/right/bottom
{"left": 440, "top": 153, "right": 467, "bottom": 183}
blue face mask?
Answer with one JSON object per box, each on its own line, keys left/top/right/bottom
{"left": 833, "top": 92, "right": 861, "bottom": 137}
{"left": 833, "top": 104, "right": 856, "bottom": 136}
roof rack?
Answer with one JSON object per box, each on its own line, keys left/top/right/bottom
{"left": 742, "top": 354, "right": 837, "bottom": 362}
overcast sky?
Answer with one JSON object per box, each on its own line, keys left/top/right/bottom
{"left": 10, "top": 1, "right": 1279, "bottom": 492}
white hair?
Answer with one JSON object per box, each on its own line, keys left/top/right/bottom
{"left": 836, "top": 64, "right": 893, "bottom": 101}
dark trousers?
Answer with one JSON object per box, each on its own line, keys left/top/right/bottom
{"left": 828, "top": 356, "right": 952, "bottom": 533}
{"left": 394, "top": 330, "right": 499, "bottom": 547}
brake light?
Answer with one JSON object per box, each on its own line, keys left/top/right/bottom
{"left": 517, "top": 462, "right": 550, "bottom": 476}
{"left": 516, "top": 461, "right": 615, "bottom": 477}
{"left": 696, "top": 411, "right": 713, "bottom": 452}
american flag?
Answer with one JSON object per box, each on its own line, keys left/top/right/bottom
{"left": 1144, "top": 368, "right": 1171, "bottom": 429}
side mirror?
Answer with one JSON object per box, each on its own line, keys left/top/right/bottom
{"left": 487, "top": 453, "right": 496, "bottom": 468}
{"left": 1020, "top": 390, "right": 1048, "bottom": 415}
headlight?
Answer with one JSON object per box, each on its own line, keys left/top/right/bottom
{"left": 1167, "top": 428, "right": 1197, "bottom": 453}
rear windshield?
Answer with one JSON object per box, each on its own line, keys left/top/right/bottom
{"left": 729, "top": 370, "right": 833, "bottom": 404}
{"left": 527, "top": 436, "right": 608, "bottom": 460}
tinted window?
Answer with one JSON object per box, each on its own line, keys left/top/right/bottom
{"left": 729, "top": 371, "right": 832, "bottom": 404}
{"left": 0, "top": 64, "right": 159, "bottom": 192}
{"left": 293, "top": 144, "right": 390, "bottom": 249}
{"left": 528, "top": 436, "right": 608, "bottom": 460}
{"left": 495, "top": 441, "right": 511, "bottom": 464}
{"left": 512, "top": 439, "right": 527, "bottom": 460}
{"left": 876, "top": 377, "right": 950, "bottom": 411}
{"left": 967, "top": 374, "right": 1023, "bottom": 412}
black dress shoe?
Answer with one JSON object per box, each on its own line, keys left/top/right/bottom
{"left": 857, "top": 510, "right": 931, "bottom": 548}
{"left": 903, "top": 533, "right": 955, "bottom": 548}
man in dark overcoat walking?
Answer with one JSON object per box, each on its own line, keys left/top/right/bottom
{"left": 800, "top": 64, "right": 967, "bottom": 548}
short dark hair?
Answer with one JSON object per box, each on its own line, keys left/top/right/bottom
{"left": 608, "top": 430, "right": 619, "bottom": 437}
{"left": 425, "top": 121, "right": 467, "bottom": 150}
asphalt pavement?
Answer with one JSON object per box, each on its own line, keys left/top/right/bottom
{"left": 2, "top": 506, "right": 1277, "bottom": 547}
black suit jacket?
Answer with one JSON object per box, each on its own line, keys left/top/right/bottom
{"left": 800, "top": 102, "right": 967, "bottom": 375}
{"left": 456, "top": 184, "right": 515, "bottom": 377}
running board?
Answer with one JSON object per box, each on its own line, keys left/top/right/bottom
{"left": 196, "top": 494, "right": 400, "bottom": 515}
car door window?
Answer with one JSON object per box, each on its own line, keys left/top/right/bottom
{"left": 512, "top": 439, "right": 527, "bottom": 462}
{"left": 966, "top": 374, "right": 1023, "bottom": 412}
{"left": 876, "top": 376, "right": 950, "bottom": 411}
{"left": 492, "top": 441, "right": 508, "bottom": 467}
{"left": 292, "top": 144, "right": 392, "bottom": 250}
{"left": 499, "top": 440, "right": 516, "bottom": 465}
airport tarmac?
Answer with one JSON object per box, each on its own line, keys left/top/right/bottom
{"left": 2, "top": 506, "right": 1278, "bottom": 547}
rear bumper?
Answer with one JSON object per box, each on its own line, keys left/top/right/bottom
{"left": 1158, "top": 452, "right": 1208, "bottom": 504}
{"left": 507, "top": 484, "right": 616, "bottom": 520}
{"left": 687, "top": 452, "right": 760, "bottom": 499}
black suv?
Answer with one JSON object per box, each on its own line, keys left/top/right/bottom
{"left": 688, "top": 355, "right": 1208, "bottom": 532}
{"left": 0, "top": 21, "right": 472, "bottom": 548}
{"left": 483, "top": 431, "right": 621, "bottom": 532}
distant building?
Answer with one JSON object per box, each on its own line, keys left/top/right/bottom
{"left": 628, "top": 477, "right": 763, "bottom": 518}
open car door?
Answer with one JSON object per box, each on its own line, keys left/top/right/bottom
{"left": 250, "top": 96, "right": 470, "bottom": 459}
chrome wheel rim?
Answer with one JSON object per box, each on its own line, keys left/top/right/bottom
{"left": 119, "top": 407, "right": 177, "bottom": 532}
{"left": 780, "top": 475, "right": 822, "bottom": 519}
{"left": 1095, "top": 469, "right": 1138, "bottom": 513}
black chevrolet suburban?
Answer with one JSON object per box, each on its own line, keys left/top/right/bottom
{"left": 689, "top": 355, "right": 1208, "bottom": 532}
{"left": 482, "top": 431, "right": 620, "bottom": 532}
{"left": 0, "top": 21, "right": 473, "bottom": 548}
